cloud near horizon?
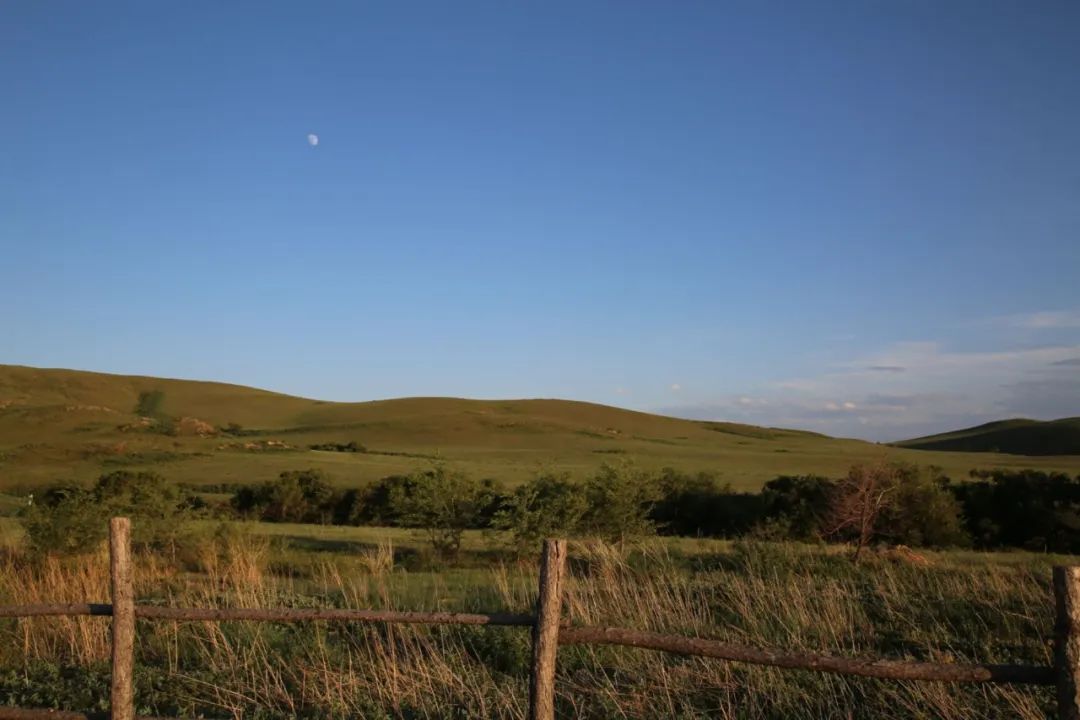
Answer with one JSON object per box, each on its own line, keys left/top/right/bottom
{"left": 995, "top": 310, "right": 1080, "bottom": 329}
{"left": 656, "top": 335, "right": 1080, "bottom": 442}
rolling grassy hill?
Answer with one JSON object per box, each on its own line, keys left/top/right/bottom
{"left": 1, "top": 364, "right": 1078, "bottom": 494}
{"left": 895, "top": 417, "right": 1080, "bottom": 456}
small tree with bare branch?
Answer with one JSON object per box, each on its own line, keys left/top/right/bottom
{"left": 823, "top": 462, "right": 900, "bottom": 561}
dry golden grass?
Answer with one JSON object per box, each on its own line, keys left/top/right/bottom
{"left": 0, "top": 534, "right": 1061, "bottom": 719}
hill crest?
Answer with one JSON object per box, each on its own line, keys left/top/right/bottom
{"left": 895, "top": 417, "right": 1080, "bottom": 456}
{"left": 3, "top": 364, "right": 1078, "bottom": 491}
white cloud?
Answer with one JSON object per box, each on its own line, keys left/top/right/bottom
{"left": 307, "top": 133, "right": 319, "bottom": 147}
{"left": 657, "top": 341, "right": 1080, "bottom": 441}
{"left": 614, "top": 387, "right": 628, "bottom": 395}
{"left": 670, "top": 383, "right": 682, "bottom": 392}
{"left": 994, "top": 310, "right": 1080, "bottom": 329}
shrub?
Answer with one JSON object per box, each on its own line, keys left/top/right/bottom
{"left": 133, "top": 390, "right": 166, "bottom": 417}
{"left": 331, "top": 488, "right": 366, "bottom": 525}
{"left": 356, "top": 474, "right": 414, "bottom": 526}
{"left": 92, "top": 470, "right": 186, "bottom": 547}
{"left": 309, "top": 441, "right": 367, "bottom": 453}
{"left": 823, "top": 462, "right": 901, "bottom": 560}
{"left": 822, "top": 462, "right": 970, "bottom": 558}
{"left": 757, "top": 475, "right": 834, "bottom": 540}
{"left": 389, "top": 463, "right": 498, "bottom": 559}
{"left": 230, "top": 469, "right": 338, "bottom": 524}
{"left": 496, "top": 472, "right": 587, "bottom": 554}
{"left": 22, "top": 470, "right": 189, "bottom": 553}
{"left": 651, "top": 468, "right": 764, "bottom": 537}
{"left": 881, "top": 465, "right": 970, "bottom": 548}
{"left": 579, "top": 462, "right": 660, "bottom": 545}
{"left": 22, "top": 485, "right": 105, "bottom": 554}
{"left": 953, "top": 469, "right": 1080, "bottom": 552}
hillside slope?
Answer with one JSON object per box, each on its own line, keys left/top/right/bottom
{"left": 0, "top": 364, "right": 813, "bottom": 444}
{"left": 895, "top": 418, "right": 1080, "bottom": 456}
{"left": 1, "top": 364, "right": 1078, "bottom": 491}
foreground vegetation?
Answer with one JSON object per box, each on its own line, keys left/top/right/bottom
{"left": 18, "top": 462, "right": 1080, "bottom": 562}
{"left": 0, "top": 524, "right": 1069, "bottom": 719}
{"left": 3, "top": 458, "right": 1077, "bottom": 718}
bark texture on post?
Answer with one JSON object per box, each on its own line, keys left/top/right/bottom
{"left": 528, "top": 539, "right": 567, "bottom": 720}
{"left": 110, "top": 517, "right": 136, "bottom": 720}
{"left": 1055, "top": 566, "right": 1080, "bottom": 720}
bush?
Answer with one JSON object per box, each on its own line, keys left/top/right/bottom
{"left": 881, "top": 465, "right": 970, "bottom": 548}
{"left": 310, "top": 441, "right": 367, "bottom": 453}
{"left": 757, "top": 475, "right": 834, "bottom": 541}
{"left": 496, "top": 472, "right": 587, "bottom": 554}
{"left": 230, "top": 469, "right": 338, "bottom": 524}
{"left": 134, "top": 390, "right": 166, "bottom": 417}
{"left": 953, "top": 469, "right": 1080, "bottom": 552}
{"left": 331, "top": 488, "right": 366, "bottom": 525}
{"left": 22, "top": 470, "right": 189, "bottom": 553}
{"left": 579, "top": 462, "right": 660, "bottom": 544}
{"left": 216, "top": 461, "right": 1074, "bottom": 556}
{"left": 651, "top": 468, "right": 764, "bottom": 537}
{"left": 355, "top": 474, "right": 414, "bottom": 526}
{"left": 22, "top": 485, "right": 105, "bottom": 554}
{"left": 389, "top": 463, "right": 499, "bottom": 559}
{"left": 92, "top": 470, "right": 186, "bottom": 547}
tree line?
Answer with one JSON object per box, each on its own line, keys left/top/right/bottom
{"left": 20, "top": 462, "right": 1080, "bottom": 559}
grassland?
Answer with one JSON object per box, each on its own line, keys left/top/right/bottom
{"left": 3, "top": 365, "right": 1079, "bottom": 498}
{"left": 0, "top": 515, "right": 1069, "bottom": 720}
{"left": 896, "top": 417, "right": 1080, "bottom": 456}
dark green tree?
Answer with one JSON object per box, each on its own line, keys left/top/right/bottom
{"left": 580, "top": 461, "right": 660, "bottom": 545}
{"left": 389, "top": 463, "right": 496, "bottom": 560}
{"left": 496, "top": 471, "right": 587, "bottom": 555}
{"left": 23, "top": 470, "right": 188, "bottom": 553}
{"left": 22, "top": 485, "right": 105, "bottom": 554}
{"left": 881, "top": 465, "right": 970, "bottom": 548}
{"left": 757, "top": 475, "right": 835, "bottom": 540}
{"left": 231, "top": 469, "right": 338, "bottom": 524}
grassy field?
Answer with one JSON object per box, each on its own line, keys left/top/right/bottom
{"left": 896, "top": 416, "right": 1080, "bottom": 455}
{"left": 0, "top": 515, "right": 1071, "bottom": 719}
{"left": 3, "top": 364, "right": 1079, "bottom": 495}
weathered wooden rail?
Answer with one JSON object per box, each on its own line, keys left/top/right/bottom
{"left": 0, "top": 518, "right": 1077, "bottom": 720}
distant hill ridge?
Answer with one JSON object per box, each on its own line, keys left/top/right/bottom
{"left": 2, "top": 364, "right": 1077, "bottom": 492}
{"left": 0, "top": 364, "right": 812, "bottom": 442}
{"left": 895, "top": 417, "right": 1080, "bottom": 456}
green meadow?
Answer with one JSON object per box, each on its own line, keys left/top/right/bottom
{"left": 2, "top": 364, "right": 1078, "bottom": 497}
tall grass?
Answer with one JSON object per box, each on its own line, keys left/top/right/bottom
{"left": 0, "top": 532, "right": 1060, "bottom": 719}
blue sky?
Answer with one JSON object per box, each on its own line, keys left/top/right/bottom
{"left": 2, "top": 1, "right": 1078, "bottom": 440}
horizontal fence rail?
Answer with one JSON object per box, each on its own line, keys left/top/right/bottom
{"left": 0, "top": 518, "right": 1077, "bottom": 720}
{"left": 0, "top": 604, "right": 534, "bottom": 625}
{"left": 0, "top": 603, "right": 114, "bottom": 618}
{"left": 559, "top": 626, "right": 1056, "bottom": 685}
{"left": 2, "top": 605, "right": 1054, "bottom": 685}
{"left": 137, "top": 607, "right": 536, "bottom": 625}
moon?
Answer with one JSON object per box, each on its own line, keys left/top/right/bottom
{"left": 307, "top": 133, "right": 319, "bottom": 147}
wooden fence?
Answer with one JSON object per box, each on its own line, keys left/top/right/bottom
{"left": 0, "top": 517, "right": 1078, "bottom": 720}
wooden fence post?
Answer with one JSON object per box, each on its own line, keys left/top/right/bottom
{"left": 110, "top": 517, "right": 135, "bottom": 720}
{"left": 1055, "top": 566, "right": 1080, "bottom": 720}
{"left": 528, "top": 539, "right": 567, "bottom": 720}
